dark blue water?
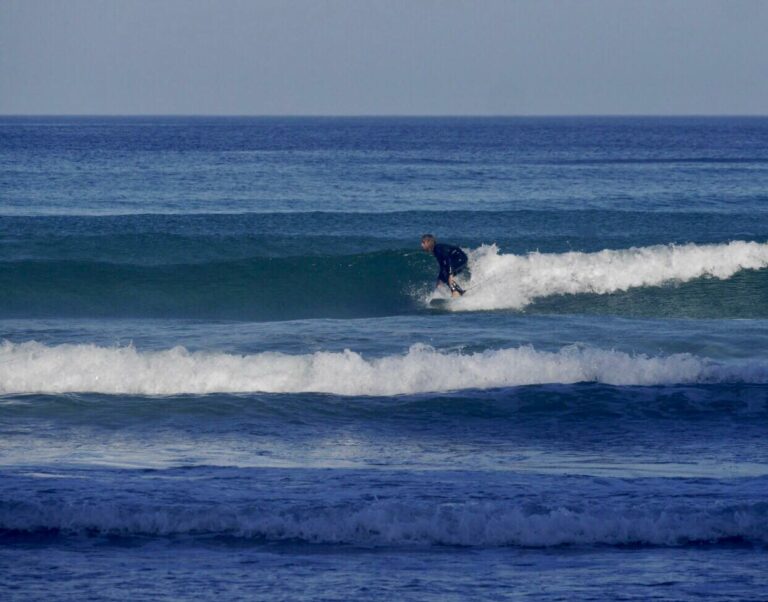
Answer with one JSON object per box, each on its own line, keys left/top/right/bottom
{"left": 1, "top": 117, "right": 767, "bottom": 601}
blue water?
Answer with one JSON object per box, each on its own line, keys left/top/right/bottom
{"left": 1, "top": 117, "right": 768, "bottom": 601}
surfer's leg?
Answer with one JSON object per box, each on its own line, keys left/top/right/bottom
{"left": 448, "top": 276, "right": 465, "bottom": 296}
{"left": 448, "top": 260, "right": 467, "bottom": 296}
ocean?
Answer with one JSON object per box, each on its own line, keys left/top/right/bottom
{"left": 1, "top": 116, "right": 767, "bottom": 601}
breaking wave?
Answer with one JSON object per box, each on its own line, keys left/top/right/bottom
{"left": 1, "top": 240, "right": 767, "bottom": 320}
{"left": 442, "top": 240, "right": 768, "bottom": 312}
{"left": 3, "top": 496, "right": 767, "bottom": 548}
{"left": 2, "top": 340, "right": 766, "bottom": 396}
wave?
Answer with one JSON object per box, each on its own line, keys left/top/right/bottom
{"left": 1, "top": 240, "right": 766, "bottom": 320}
{"left": 2, "top": 341, "right": 766, "bottom": 396}
{"left": 444, "top": 240, "right": 768, "bottom": 312}
{"left": 0, "top": 252, "right": 427, "bottom": 320}
{"left": 3, "top": 496, "right": 766, "bottom": 547}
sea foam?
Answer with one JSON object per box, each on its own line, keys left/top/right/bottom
{"left": 1, "top": 340, "right": 764, "bottom": 396}
{"left": 442, "top": 240, "right": 768, "bottom": 311}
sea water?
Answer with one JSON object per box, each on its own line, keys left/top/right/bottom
{"left": 1, "top": 117, "right": 767, "bottom": 601}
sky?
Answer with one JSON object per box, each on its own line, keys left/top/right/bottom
{"left": 1, "top": 0, "right": 767, "bottom": 115}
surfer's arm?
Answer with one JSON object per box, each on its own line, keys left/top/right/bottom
{"left": 433, "top": 245, "right": 456, "bottom": 286}
{"left": 437, "top": 261, "right": 451, "bottom": 285}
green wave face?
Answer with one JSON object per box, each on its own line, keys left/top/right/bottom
{"left": 0, "top": 252, "right": 433, "bottom": 320}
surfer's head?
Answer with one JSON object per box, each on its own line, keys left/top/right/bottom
{"left": 421, "top": 234, "right": 436, "bottom": 252}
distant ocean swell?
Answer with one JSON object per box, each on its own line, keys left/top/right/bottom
{"left": 2, "top": 494, "right": 766, "bottom": 548}
{"left": 1, "top": 240, "right": 767, "bottom": 320}
{"left": 3, "top": 341, "right": 768, "bottom": 395}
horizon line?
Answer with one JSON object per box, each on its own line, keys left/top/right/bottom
{"left": 1, "top": 113, "right": 767, "bottom": 119}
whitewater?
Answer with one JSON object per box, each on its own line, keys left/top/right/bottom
{"left": 445, "top": 240, "right": 768, "bottom": 311}
{"left": 4, "top": 340, "right": 768, "bottom": 396}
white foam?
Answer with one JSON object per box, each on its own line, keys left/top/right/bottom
{"left": 1, "top": 340, "right": 764, "bottom": 396}
{"left": 442, "top": 240, "right": 768, "bottom": 311}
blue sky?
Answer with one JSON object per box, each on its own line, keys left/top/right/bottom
{"left": 1, "top": 0, "right": 766, "bottom": 115}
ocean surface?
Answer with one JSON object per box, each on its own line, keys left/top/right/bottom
{"left": 1, "top": 116, "right": 767, "bottom": 601}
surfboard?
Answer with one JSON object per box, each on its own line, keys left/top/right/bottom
{"left": 429, "top": 298, "right": 453, "bottom": 308}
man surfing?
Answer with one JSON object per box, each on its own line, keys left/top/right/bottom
{"left": 420, "top": 234, "right": 468, "bottom": 297}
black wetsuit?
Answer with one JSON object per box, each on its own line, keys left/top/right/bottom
{"left": 433, "top": 243, "right": 468, "bottom": 294}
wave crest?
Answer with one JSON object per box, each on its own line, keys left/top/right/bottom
{"left": 3, "top": 497, "right": 766, "bottom": 547}
{"left": 445, "top": 240, "right": 768, "bottom": 311}
{"left": 2, "top": 340, "right": 765, "bottom": 396}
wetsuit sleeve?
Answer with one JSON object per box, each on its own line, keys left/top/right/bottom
{"left": 438, "top": 263, "right": 451, "bottom": 284}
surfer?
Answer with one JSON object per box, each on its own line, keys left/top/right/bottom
{"left": 421, "top": 234, "right": 468, "bottom": 297}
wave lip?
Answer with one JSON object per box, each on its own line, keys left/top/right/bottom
{"left": 3, "top": 498, "right": 767, "bottom": 548}
{"left": 1, "top": 340, "right": 765, "bottom": 396}
{"left": 449, "top": 240, "right": 768, "bottom": 311}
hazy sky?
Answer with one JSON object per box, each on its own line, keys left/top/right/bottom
{"left": 1, "top": 0, "right": 766, "bottom": 115}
